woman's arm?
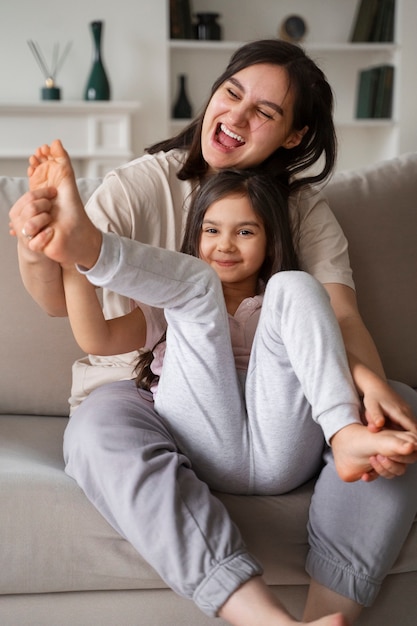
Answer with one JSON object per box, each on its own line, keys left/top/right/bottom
{"left": 63, "top": 265, "right": 147, "bottom": 356}
{"left": 9, "top": 188, "right": 68, "bottom": 317}
{"left": 325, "top": 282, "right": 417, "bottom": 432}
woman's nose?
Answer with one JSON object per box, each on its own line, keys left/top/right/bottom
{"left": 228, "top": 100, "right": 249, "bottom": 127}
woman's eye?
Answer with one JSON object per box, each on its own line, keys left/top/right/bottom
{"left": 257, "top": 109, "right": 274, "bottom": 120}
{"left": 227, "top": 87, "right": 239, "bottom": 99}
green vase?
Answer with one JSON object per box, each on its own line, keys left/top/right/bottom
{"left": 84, "top": 21, "right": 111, "bottom": 101}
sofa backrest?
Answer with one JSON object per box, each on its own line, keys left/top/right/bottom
{"left": 326, "top": 152, "right": 417, "bottom": 388}
{"left": 0, "top": 177, "right": 101, "bottom": 416}
{"left": 0, "top": 153, "right": 416, "bottom": 417}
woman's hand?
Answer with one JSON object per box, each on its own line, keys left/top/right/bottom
{"left": 361, "top": 371, "right": 417, "bottom": 434}
{"left": 9, "top": 187, "right": 69, "bottom": 316}
{"left": 9, "top": 187, "right": 57, "bottom": 247}
{"left": 359, "top": 370, "right": 417, "bottom": 480}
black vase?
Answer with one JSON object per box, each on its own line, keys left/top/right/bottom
{"left": 195, "top": 12, "right": 222, "bottom": 40}
{"left": 84, "top": 21, "right": 111, "bottom": 101}
{"left": 173, "top": 74, "right": 193, "bottom": 119}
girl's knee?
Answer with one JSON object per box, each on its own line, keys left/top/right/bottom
{"left": 265, "top": 270, "right": 328, "bottom": 303}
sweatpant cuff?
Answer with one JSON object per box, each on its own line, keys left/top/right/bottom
{"left": 193, "top": 550, "right": 263, "bottom": 617}
{"left": 306, "top": 548, "right": 382, "bottom": 608}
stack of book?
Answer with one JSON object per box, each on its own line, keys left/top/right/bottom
{"left": 356, "top": 64, "right": 395, "bottom": 118}
{"left": 350, "top": 0, "right": 396, "bottom": 42}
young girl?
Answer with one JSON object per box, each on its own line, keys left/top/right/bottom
{"left": 29, "top": 154, "right": 417, "bottom": 495}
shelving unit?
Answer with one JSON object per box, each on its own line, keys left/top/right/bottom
{"left": 0, "top": 102, "right": 140, "bottom": 177}
{"left": 167, "top": 0, "right": 401, "bottom": 171}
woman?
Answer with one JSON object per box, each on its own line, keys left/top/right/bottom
{"left": 9, "top": 40, "right": 417, "bottom": 626}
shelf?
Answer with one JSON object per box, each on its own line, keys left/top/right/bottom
{"left": 0, "top": 101, "right": 140, "bottom": 115}
{"left": 0, "top": 101, "right": 140, "bottom": 177}
{"left": 338, "top": 119, "right": 398, "bottom": 128}
{"left": 169, "top": 39, "right": 399, "bottom": 53}
{"left": 169, "top": 40, "right": 243, "bottom": 51}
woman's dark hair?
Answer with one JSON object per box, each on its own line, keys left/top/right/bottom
{"left": 135, "top": 169, "right": 298, "bottom": 390}
{"left": 147, "top": 39, "right": 337, "bottom": 191}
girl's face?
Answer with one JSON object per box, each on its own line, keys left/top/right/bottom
{"left": 201, "top": 63, "right": 307, "bottom": 171}
{"left": 199, "top": 193, "right": 267, "bottom": 295}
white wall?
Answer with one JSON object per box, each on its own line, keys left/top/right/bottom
{"left": 397, "top": 0, "right": 417, "bottom": 155}
{"left": 0, "top": 0, "right": 169, "bottom": 167}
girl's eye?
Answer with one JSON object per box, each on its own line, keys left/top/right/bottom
{"left": 204, "top": 227, "right": 218, "bottom": 234}
{"left": 238, "top": 229, "right": 253, "bottom": 236}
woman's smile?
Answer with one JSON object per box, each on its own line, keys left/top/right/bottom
{"left": 215, "top": 123, "right": 246, "bottom": 149}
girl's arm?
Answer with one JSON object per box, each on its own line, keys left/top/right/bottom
{"left": 62, "top": 265, "right": 147, "bottom": 356}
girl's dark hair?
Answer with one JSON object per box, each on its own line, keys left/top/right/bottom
{"left": 147, "top": 39, "right": 337, "bottom": 191}
{"left": 181, "top": 169, "right": 298, "bottom": 281}
{"left": 135, "top": 169, "right": 298, "bottom": 390}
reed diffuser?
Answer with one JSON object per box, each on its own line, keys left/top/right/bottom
{"left": 27, "top": 39, "right": 72, "bottom": 100}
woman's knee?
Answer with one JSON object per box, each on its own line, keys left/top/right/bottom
{"left": 63, "top": 380, "right": 175, "bottom": 463}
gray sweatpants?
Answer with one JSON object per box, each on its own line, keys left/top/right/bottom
{"left": 64, "top": 233, "right": 417, "bottom": 615}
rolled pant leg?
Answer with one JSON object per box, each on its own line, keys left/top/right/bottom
{"left": 63, "top": 380, "right": 262, "bottom": 617}
{"left": 306, "top": 381, "right": 417, "bottom": 606}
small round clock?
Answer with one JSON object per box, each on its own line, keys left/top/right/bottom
{"left": 280, "top": 15, "right": 307, "bottom": 43}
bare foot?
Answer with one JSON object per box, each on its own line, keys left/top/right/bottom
{"left": 28, "top": 139, "right": 77, "bottom": 193}
{"left": 218, "top": 576, "right": 349, "bottom": 626}
{"left": 331, "top": 423, "right": 417, "bottom": 482}
{"left": 25, "top": 140, "right": 102, "bottom": 269}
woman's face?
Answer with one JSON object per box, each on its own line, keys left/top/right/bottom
{"left": 201, "top": 63, "right": 307, "bottom": 171}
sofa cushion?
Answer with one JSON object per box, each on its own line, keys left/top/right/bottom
{"left": 0, "top": 177, "right": 101, "bottom": 416}
{"left": 0, "top": 414, "right": 311, "bottom": 595}
{"left": 1, "top": 415, "right": 416, "bottom": 597}
{"left": 326, "top": 153, "right": 417, "bottom": 388}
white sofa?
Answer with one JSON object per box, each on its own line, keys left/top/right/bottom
{"left": 1, "top": 153, "right": 417, "bottom": 625}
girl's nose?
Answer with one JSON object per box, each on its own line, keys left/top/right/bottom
{"left": 217, "top": 236, "right": 235, "bottom": 252}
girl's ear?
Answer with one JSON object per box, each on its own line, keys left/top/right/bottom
{"left": 283, "top": 126, "right": 308, "bottom": 149}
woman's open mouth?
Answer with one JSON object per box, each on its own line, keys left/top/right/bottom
{"left": 216, "top": 123, "right": 246, "bottom": 148}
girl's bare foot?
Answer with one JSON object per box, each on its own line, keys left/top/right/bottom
{"left": 28, "top": 139, "right": 77, "bottom": 193}
{"left": 331, "top": 423, "right": 417, "bottom": 482}
{"left": 24, "top": 140, "right": 102, "bottom": 268}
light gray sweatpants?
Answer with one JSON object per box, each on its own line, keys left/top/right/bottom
{"left": 64, "top": 233, "right": 417, "bottom": 615}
